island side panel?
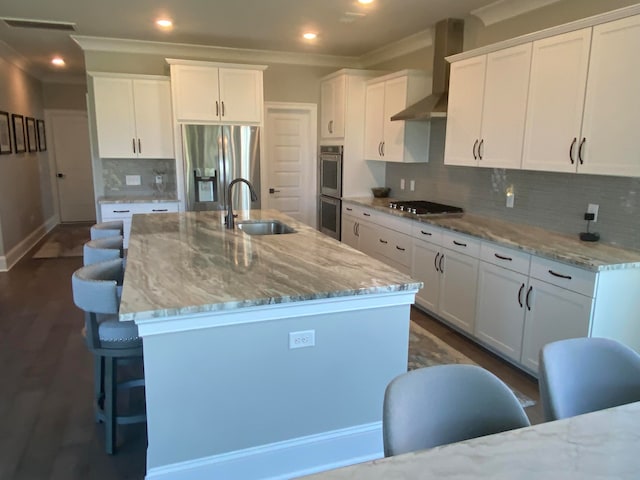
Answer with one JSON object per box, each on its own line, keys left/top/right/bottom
{"left": 142, "top": 302, "right": 411, "bottom": 477}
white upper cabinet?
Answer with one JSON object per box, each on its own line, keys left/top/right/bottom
{"left": 320, "top": 75, "right": 346, "bottom": 139}
{"left": 364, "top": 70, "right": 430, "bottom": 163}
{"left": 522, "top": 28, "right": 592, "bottom": 172}
{"left": 169, "top": 61, "right": 265, "bottom": 124}
{"left": 445, "top": 43, "right": 532, "bottom": 169}
{"left": 93, "top": 75, "right": 174, "bottom": 159}
{"left": 580, "top": 14, "right": 640, "bottom": 177}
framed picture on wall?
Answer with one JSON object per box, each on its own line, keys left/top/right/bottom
{"left": 12, "top": 114, "right": 25, "bottom": 153}
{"left": 37, "top": 119, "right": 47, "bottom": 151}
{"left": 26, "top": 117, "right": 37, "bottom": 152}
{"left": 0, "top": 111, "right": 11, "bottom": 154}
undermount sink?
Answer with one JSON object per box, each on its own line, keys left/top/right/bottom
{"left": 237, "top": 220, "right": 296, "bottom": 236}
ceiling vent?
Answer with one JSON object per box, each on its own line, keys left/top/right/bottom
{"left": 1, "top": 17, "right": 77, "bottom": 31}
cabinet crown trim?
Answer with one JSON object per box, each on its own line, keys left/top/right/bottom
{"left": 88, "top": 72, "right": 169, "bottom": 81}
{"left": 165, "top": 58, "right": 267, "bottom": 70}
{"left": 366, "top": 69, "right": 429, "bottom": 84}
{"left": 447, "top": 3, "right": 640, "bottom": 63}
{"left": 321, "top": 69, "right": 386, "bottom": 81}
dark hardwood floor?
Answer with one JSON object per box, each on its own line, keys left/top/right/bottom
{"left": 0, "top": 225, "right": 541, "bottom": 479}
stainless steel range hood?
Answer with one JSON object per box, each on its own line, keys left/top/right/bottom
{"left": 391, "top": 18, "right": 464, "bottom": 121}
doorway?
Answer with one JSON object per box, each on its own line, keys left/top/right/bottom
{"left": 264, "top": 102, "right": 317, "bottom": 227}
{"left": 46, "top": 110, "right": 95, "bottom": 223}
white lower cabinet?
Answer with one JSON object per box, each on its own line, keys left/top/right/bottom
{"left": 100, "top": 202, "right": 179, "bottom": 248}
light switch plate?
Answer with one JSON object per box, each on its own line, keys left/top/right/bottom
{"left": 126, "top": 175, "right": 141, "bottom": 186}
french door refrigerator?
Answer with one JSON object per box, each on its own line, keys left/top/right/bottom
{"left": 182, "top": 124, "right": 261, "bottom": 212}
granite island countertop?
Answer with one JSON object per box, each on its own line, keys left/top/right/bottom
{"left": 343, "top": 197, "right": 640, "bottom": 272}
{"left": 98, "top": 194, "right": 179, "bottom": 204}
{"left": 119, "top": 209, "right": 421, "bottom": 322}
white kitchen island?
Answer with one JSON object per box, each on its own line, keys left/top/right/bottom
{"left": 119, "top": 210, "right": 421, "bottom": 480}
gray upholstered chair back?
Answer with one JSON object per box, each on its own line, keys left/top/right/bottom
{"left": 72, "top": 258, "right": 124, "bottom": 315}
{"left": 91, "top": 220, "right": 124, "bottom": 240}
{"left": 539, "top": 337, "right": 640, "bottom": 422}
{"left": 383, "top": 364, "right": 530, "bottom": 457}
{"left": 83, "top": 235, "right": 123, "bottom": 266}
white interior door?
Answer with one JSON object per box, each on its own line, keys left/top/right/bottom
{"left": 264, "top": 103, "right": 317, "bottom": 227}
{"left": 47, "top": 110, "right": 95, "bottom": 222}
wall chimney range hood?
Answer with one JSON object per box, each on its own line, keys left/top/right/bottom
{"left": 391, "top": 18, "right": 464, "bottom": 121}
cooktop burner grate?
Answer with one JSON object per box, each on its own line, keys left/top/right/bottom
{"left": 388, "top": 200, "right": 464, "bottom": 215}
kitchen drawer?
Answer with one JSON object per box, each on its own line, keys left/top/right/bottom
{"left": 480, "top": 242, "right": 531, "bottom": 275}
{"left": 101, "top": 202, "right": 179, "bottom": 218}
{"left": 139, "top": 202, "right": 179, "bottom": 214}
{"left": 412, "top": 221, "right": 443, "bottom": 245}
{"left": 375, "top": 227, "right": 413, "bottom": 268}
{"left": 530, "top": 256, "right": 597, "bottom": 297}
{"left": 342, "top": 203, "right": 364, "bottom": 218}
{"left": 441, "top": 231, "right": 481, "bottom": 257}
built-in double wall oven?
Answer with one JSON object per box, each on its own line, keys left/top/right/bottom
{"left": 318, "top": 145, "right": 343, "bottom": 240}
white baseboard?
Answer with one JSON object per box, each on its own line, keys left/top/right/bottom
{"left": 0, "top": 216, "right": 58, "bottom": 272}
{"left": 145, "top": 422, "right": 383, "bottom": 480}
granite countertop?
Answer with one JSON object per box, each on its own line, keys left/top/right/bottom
{"left": 119, "top": 209, "right": 421, "bottom": 322}
{"left": 98, "top": 194, "right": 180, "bottom": 204}
{"left": 343, "top": 197, "right": 640, "bottom": 272}
{"left": 302, "top": 401, "right": 640, "bottom": 480}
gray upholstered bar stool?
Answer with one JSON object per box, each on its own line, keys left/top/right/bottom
{"left": 71, "top": 258, "right": 145, "bottom": 454}
{"left": 83, "top": 235, "right": 124, "bottom": 266}
{"left": 90, "top": 220, "right": 124, "bottom": 240}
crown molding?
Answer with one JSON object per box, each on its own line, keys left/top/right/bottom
{"left": 71, "top": 35, "right": 360, "bottom": 69}
{"left": 471, "top": 0, "right": 562, "bottom": 26}
{"left": 359, "top": 28, "right": 433, "bottom": 68}
{"left": 0, "top": 37, "right": 41, "bottom": 79}
{"left": 40, "top": 73, "right": 87, "bottom": 85}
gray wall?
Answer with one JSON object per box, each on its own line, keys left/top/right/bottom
{"left": 42, "top": 82, "right": 88, "bottom": 111}
{"left": 0, "top": 57, "right": 55, "bottom": 256}
{"left": 384, "top": 0, "right": 640, "bottom": 251}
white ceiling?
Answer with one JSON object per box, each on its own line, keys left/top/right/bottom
{"left": 0, "top": 0, "right": 501, "bottom": 81}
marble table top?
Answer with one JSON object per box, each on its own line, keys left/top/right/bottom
{"left": 119, "top": 209, "right": 420, "bottom": 322}
{"left": 98, "top": 194, "right": 179, "bottom": 204}
{"left": 302, "top": 401, "right": 640, "bottom": 480}
{"left": 344, "top": 197, "right": 640, "bottom": 271}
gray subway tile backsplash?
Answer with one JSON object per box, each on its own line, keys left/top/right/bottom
{"left": 102, "top": 158, "right": 177, "bottom": 197}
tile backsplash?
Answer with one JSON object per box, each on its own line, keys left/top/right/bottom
{"left": 102, "top": 158, "right": 177, "bottom": 197}
{"left": 385, "top": 120, "right": 640, "bottom": 251}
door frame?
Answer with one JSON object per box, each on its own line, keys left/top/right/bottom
{"left": 263, "top": 102, "right": 318, "bottom": 227}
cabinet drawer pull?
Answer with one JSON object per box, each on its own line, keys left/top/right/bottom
{"left": 113, "top": 210, "right": 130, "bottom": 213}
{"left": 420, "top": 230, "right": 432, "bottom": 236}
{"left": 518, "top": 283, "right": 525, "bottom": 308}
{"left": 473, "top": 139, "right": 478, "bottom": 160}
{"left": 548, "top": 269, "right": 572, "bottom": 280}
{"left": 434, "top": 252, "right": 440, "bottom": 272}
{"left": 578, "top": 137, "right": 586, "bottom": 165}
{"left": 346, "top": 207, "right": 353, "bottom": 212}
{"left": 379, "top": 239, "right": 388, "bottom": 244}
{"left": 526, "top": 285, "right": 533, "bottom": 311}
{"left": 355, "top": 222, "right": 360, "bottom": 236}
{"left": 396, "top": 246, "right": 406, "bottom": 251}
{"left": 439, "top": 254, "right": 444, "bottom": 273}
{"left": 363, "top": 212, "right": 371, "bottom": 217}
{"left": 152, "top": 209, "right": 168, "bottom": 212}
{"left": 494, "top": 253, "right": 512, "bottom": 261}
{"left": 569, "top": 137, "right": 577, "bottom": 164}
{"left": 453, "top": 240, "right": 467, "bottom": 247}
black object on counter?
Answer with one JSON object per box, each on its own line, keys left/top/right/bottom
{"left": 580, "top": 213, "right": 600, "bottom": 242}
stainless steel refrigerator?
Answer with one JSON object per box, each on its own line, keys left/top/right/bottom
{"left": 182, "top": 124, "right": 261, "bottom": 212}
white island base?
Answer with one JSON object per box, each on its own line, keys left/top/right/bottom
{"left": 139, "top": 291, "right": 414, "bottom": 480}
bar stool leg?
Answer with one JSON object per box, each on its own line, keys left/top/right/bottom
{"left": 94, "top": 355, "right": 104, "bottom": 423}
{"left": 104, "top": 356, "right": 117, "bottom": 454}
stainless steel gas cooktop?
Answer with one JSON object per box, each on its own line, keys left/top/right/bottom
{"left": 388, "top": 200, "right": 464, "bottom": 216}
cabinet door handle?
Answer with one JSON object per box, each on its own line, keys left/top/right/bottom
{"left": 152, "top": 209, "right": 168, "bottom": 212}
{"left": 378, "top": 142, "right": 382, "bottom": 156}
{"left": 379, "top": 239, "right": 388, "bottom": 244}
{"left": 420, "top": 230, "right": 432, "bottom": 236}
{"left": 113, "top": 210, "right": 131, "bottom": 213}
{"left": 221, "top": 101, "right": 225, "bottom": 117}
{"left": 216, "top": 101, "right": 219, "bottom": 117}
{"left": 363, "top": 212, "right": 371, "bottom": 217}
{"left": 439, "top": 253, "right": 445, "bottom": 273}
{"left": 328, "top": 120, "right": 333, "bottom": 134}
{"left": 434, "top": 252, "right": 440, "bottom": 272}
{"left": 356, "top": 222, "right": 360, "bottom": 236}
{"left": 569, "top": 137, "right": 577, "bottom": 164}
{"left": 453, "top": 240, "right": 467, "bottom": 247}
{"left": 478, "top": 139, "right": 484, "bottom": 160}
{"left": 381, "top": 141, "right": 385, "bottom": 157}
{"left": 395, "top": 246, "right": 406, "bottom": 251}
{"left": 494, "top": 253, "right": 512, "bottom": 261}
{"left": 518, "top": 283, "right": 525, "bottom": 308}
{"left": 548, "top": 269, "right": 572, "bottom": 280}
{"left": 132, "top": 138, "right": 136, "bottom": 153}
{"left": 138, "top": 138, "right": 142, "bottom": 154}
{"left": 578, "top": 137, "right": 586, "bottom": 165}
{"left": 526, "top": 285, "right": 533, "bottom": 311}
{"left": 473, "top": 139, "right": 478, "bottom": 160}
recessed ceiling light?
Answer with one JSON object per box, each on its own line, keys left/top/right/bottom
{"left": 51, "top": 56, "right": 65, "bottom": 67}
{"left": 303, "top": 32, "right": 317, "bottom": 40}
{"left": 358, "top": 0, "right": 374, "bottom": 4}
{"left": 156, "top": 18, "right": 173, "bottom": 29}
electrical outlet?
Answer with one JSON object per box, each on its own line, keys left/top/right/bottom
{"left": 125, "top": 175, "right": 141, "bottom": 186}
{"left": 587, "top": 203, "right": 599, "bottom": 222}
{"left": 155, "top": 175, "right": 163, "bottom": 184}
{"left": 400, "top": 178, "right": 405, "bottom": 190}
{"left": 410, "top": 180, "right": 415, "bottom": 191}
{"left": 289, "top": 330, "right": 315, "bottom": 349}
{"left": 505, "top": 186, "right": 515, "bottom": 208}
